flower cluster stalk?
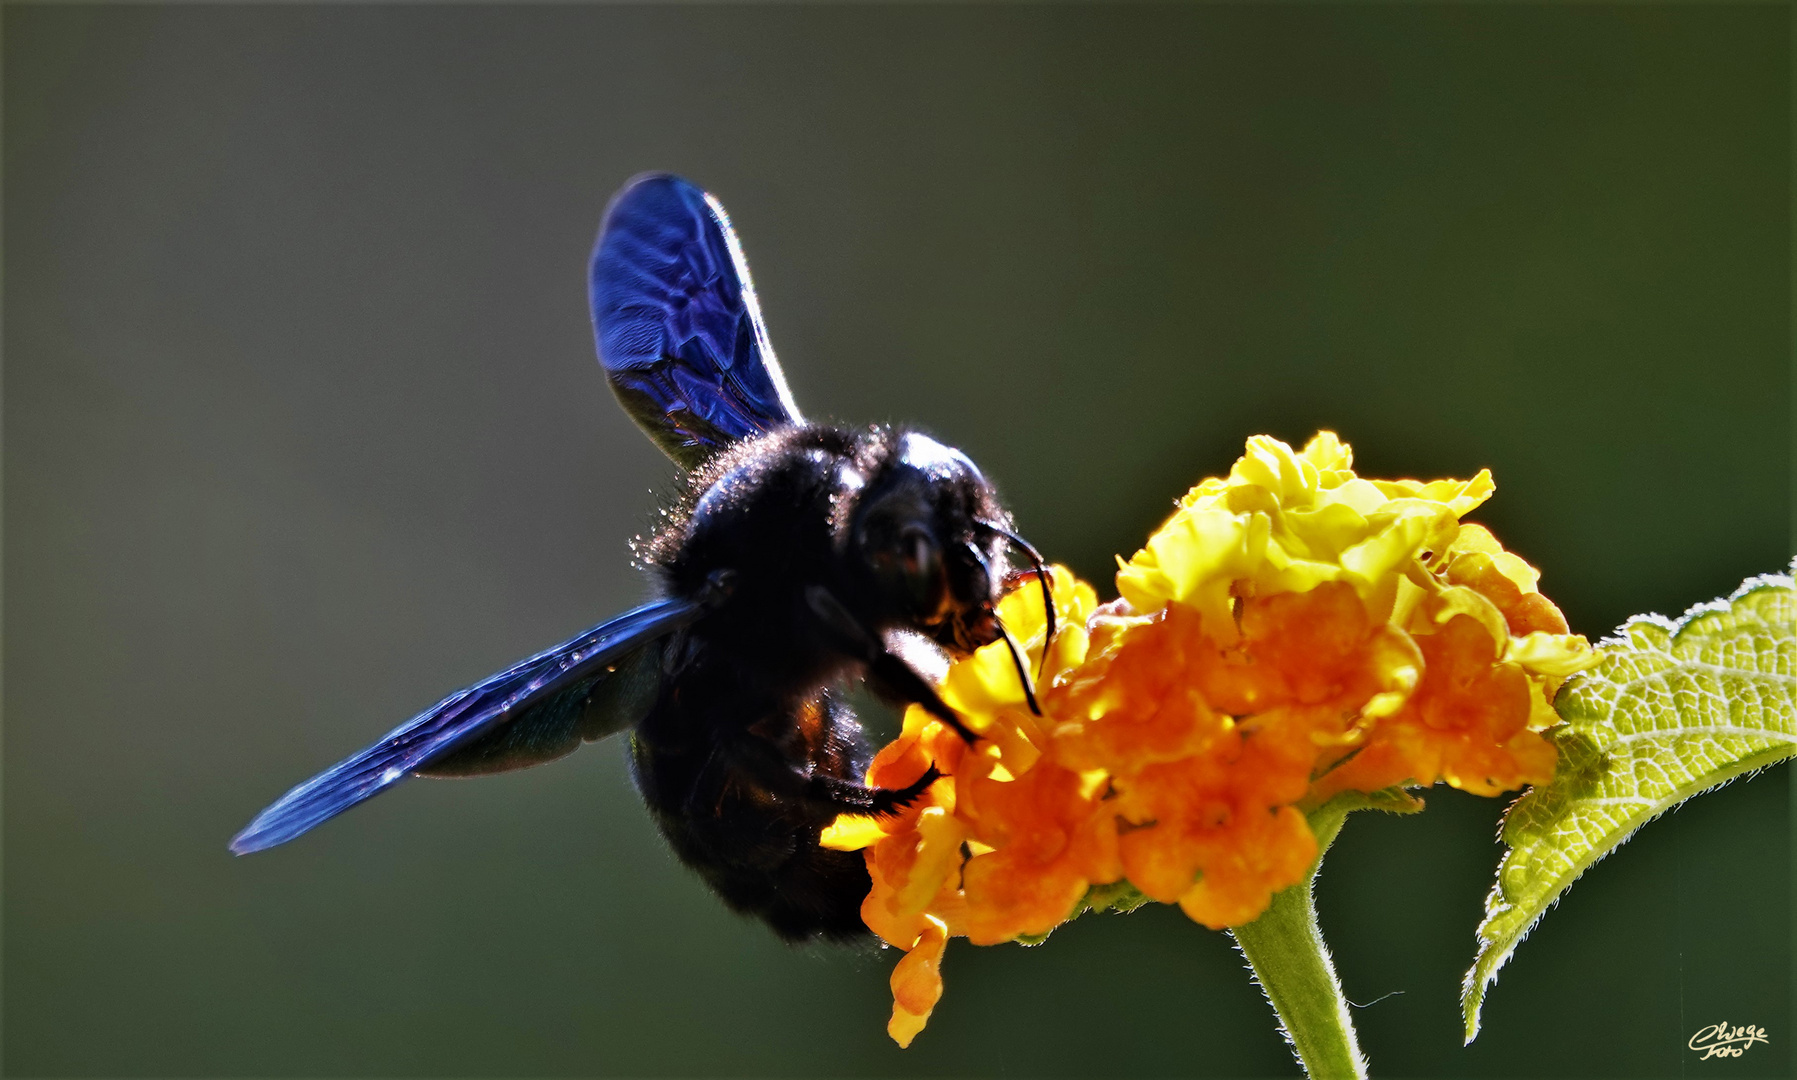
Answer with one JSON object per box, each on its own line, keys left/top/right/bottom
{"left": 1230, "top": 800, "right": 1368, "bottom": 1080}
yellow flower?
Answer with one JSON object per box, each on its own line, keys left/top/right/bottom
{"left": 831, "top": 432, "right": 1599, "bottom": 1045}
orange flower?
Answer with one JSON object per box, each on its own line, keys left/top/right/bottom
{"left": 824, "top": 432, "right": 1600, "bottom": 1045}
{"left": 886, "top": 915, "right": 947, "bottom": 1048}
{"left": 960, "top": 759, "right": 1121, "bottom": 944}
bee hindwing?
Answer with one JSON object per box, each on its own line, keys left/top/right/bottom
{"left": 230, "top": 598, "right": 699, "bottom": 854}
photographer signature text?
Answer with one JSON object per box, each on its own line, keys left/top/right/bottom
{"left": 1687, "top": 1022, "right": 1768, "bottom": 1060}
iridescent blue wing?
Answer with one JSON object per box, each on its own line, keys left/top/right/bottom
{"left": 591, "top": 173, "right": 803, "bottom": 467}
{"left": 229, "top": 598, "right": 699, "bottom": 854}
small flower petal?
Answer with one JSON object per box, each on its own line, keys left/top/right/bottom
{"left": 887, "top": 916, "right": 948, "bottom": 1048}
{"left": 819, "top": 814, "right": 885, "bottom": 851}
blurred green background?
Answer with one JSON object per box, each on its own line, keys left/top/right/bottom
{"left": 6, "top": 5, "right": 1788, "bottom": 1077}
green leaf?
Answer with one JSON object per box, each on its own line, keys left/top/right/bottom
{"left": 1461, "top": 561, "right": 1796, "bottom": 1042}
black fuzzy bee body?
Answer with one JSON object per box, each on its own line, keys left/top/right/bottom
{"left": 229, "top": 176, "right": 1048, "bottom": 946}
{"left": 633, "top": 424, "right": 1009, "bottom": 940}
{"left": 629, "top": 683, "right": 875, "bottom": 941}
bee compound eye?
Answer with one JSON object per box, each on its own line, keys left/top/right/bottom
{"left": 902, "top": 527, "right": 934, "bottom": 575}
{"left": 894, "top": 526, "right": 944, "bottom": 616}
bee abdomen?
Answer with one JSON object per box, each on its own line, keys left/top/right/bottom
{"left": 629, "top": 687, "right": 877, "bottom": 942}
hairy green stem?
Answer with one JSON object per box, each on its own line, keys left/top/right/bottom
{"left": 1229, "top": 796, "right": 1386, "bottom": 1079}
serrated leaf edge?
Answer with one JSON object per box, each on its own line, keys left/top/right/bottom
{"left": 1459, "top": 563, "right": 1796, "bottom": 1043}
{"left": 1460, "top": 744, "right": 1792, "bottom": 1042}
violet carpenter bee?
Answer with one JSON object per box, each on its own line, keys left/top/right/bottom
{"left": 231, "top": 174, "right": 1051, "bottom": 942}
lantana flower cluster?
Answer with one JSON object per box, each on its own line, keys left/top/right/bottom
{"left": 821, "top": 432, "right": 1598, "bottom": 1046}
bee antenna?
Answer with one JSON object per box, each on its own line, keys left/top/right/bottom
{"left": 962, "top": 538, "right": 1044, "bottom": 716}
{"left": 995, "top": 619, "right": 1043, "bottom": 718}
{"left": 976, "top": 521, "right": 1055, "bottom": 678}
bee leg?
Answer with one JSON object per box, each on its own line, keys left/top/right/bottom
{"left": 808, "top": 762, "right": 944, "bottom": 817}
{"left": 723, "top": 734, "right": 942, "bottom": 818}
{"left": 866, "top": 653, "right": 979, "bottom": 745}
{"left": 803, "top": 585, "right": 979, "bottom": 744}
{"left": 866, "top": 764, "right": 942, "bottom": 815}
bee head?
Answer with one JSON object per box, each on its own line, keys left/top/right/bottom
{"left": 848, "top": 432, "right": 1015, "bottom": 654}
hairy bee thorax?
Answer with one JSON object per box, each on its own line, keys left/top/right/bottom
{"left": 643, "top": 423, "right": 1010, "bottom": 653}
